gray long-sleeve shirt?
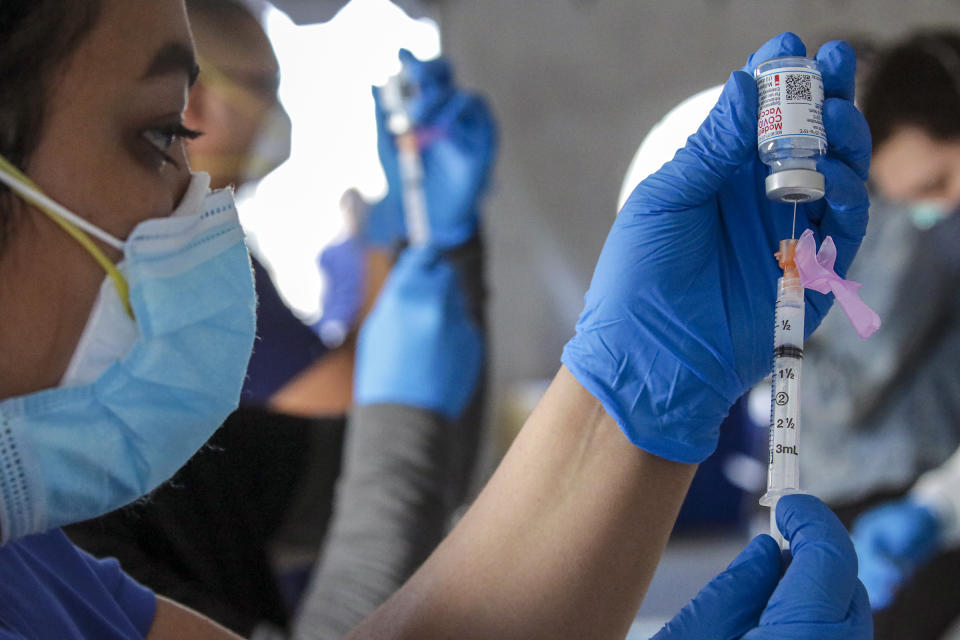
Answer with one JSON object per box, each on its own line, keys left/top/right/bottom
{"left": 800, "top": 201, "right": 960, "bottom": 503}
{"left": 292, "top": 236, "right": 487, "bottom": 639}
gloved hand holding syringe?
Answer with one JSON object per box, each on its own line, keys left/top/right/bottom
{"left": 371, "top": 50, "right": 495, "bottom": 251}
{"left": 755, "top": 55, "right": 881, "bottom": 548}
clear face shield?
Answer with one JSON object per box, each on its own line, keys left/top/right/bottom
{"left": 192, "top": 56, "right": 292, "bottom": 185}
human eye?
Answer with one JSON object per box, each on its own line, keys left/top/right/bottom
{"left": 140, "top": 122, "right": 202, "bottom": 167}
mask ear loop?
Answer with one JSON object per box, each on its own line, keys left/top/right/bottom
{"left": 0, "top": 155, "right": 133, "bottom": 317}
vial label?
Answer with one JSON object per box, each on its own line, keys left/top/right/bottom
{"left": 756, "top": 67, "right": 826, "bottom": 145}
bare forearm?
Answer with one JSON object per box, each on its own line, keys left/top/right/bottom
{"left": 147, "top": 597, "right": 244, "bottom": 640}
{"left": 348, "top": 366, "right": 697, "bottom": 639}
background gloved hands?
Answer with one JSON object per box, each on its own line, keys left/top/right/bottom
{"left": 562, "top": 32, "right": 871, "bottom": 463}
{"left": 365, "top": 50, "right": 498, "bottom": 249}
{"left": 354, "top": 246, "right": 482, "bottom": 419}
{"left": 654, "top": 494, "right": 872, "bottom": 639}
{"left": 314, "top": 235, "right": 367, "bottom": 348}
{"left": 851, "top": 498, "right": 942, "bottom": 610}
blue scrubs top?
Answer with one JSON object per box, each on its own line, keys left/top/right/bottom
{"left": 0, "top": 529, "right": 155, "bottom": 638}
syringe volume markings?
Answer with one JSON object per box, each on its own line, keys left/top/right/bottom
{"left": 775, "top": 444, "right": 799, "bottom": 455}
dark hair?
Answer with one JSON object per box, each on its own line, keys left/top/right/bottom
{"left": 862, "top": 30, "right": 960, "bottom": 152}
{"left": 0, "top": 1, "right": 102, "bottom": 244}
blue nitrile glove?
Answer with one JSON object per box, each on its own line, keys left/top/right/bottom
{"left": 365, "top": 50, "right": 498, "bottom": 249}
{"left": 313, "top": 235, "right": 367, "bottom": 348}
{"left": 354, "top": 246, "right": 483, "bottom": 419}
{"left": 654, "top": 494, "right": 872, "bottom": 639}
{"left": 561, "top": 33, "right": 871, "bottom": 463}
{"left": 851, "top": 499, "right": 942, "bottom": 610}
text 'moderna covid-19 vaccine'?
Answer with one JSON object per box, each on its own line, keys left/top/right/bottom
{"left": 755, "top": 57, "right": 827, "bottom": 203}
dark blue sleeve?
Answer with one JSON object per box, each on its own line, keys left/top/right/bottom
{"left": 79, "top": 551, "right": 157, "bottom": 637}
{"left": 0, "top": 530, "right": 158, "bottom": 639}
{"left": 242, "top": 257, "right": 329, "bottom": 405}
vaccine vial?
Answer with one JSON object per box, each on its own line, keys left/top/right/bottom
{"left": 755, "top": 57, "right": 827, "bottom": 202}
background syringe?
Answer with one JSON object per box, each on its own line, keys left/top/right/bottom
{"left": 380, "top": 71, "right": 430, "bottom": 247}
{"left": 759, "top": 238, "right": 805, "bottom": 549}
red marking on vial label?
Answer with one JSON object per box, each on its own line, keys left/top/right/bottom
{"left": 759, "top": 107, "right": 783, "bottom": 120}
{"left": 758, "top": 106, "right": 783, "bottom": 136}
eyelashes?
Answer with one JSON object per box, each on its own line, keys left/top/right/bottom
{"left": 141, "top": 123, "right": 203, "bottom": 168}
{"left": 167, "top": 123, "right": 203, "bottom": 141}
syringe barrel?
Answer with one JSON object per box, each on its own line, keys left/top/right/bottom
{"left": 381, "top": 73, "right": 414, "bottom": 135}
{"left": 397, "top": 142, "right": 430, "bottom": 246}
{"left": 760, "top": 277, "right": 804, "bottom": 508}
{"left": 379, "top": 74, "right": 430, "bottom": 247}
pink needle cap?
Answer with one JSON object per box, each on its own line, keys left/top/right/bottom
{"left": 794, "top": 228, "right": 881, "bottom": 339}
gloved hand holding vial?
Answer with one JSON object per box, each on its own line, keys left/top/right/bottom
{"left": 563, "top": 33, "right": 871, "bottom": 467}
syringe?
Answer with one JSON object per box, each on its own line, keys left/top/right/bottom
{"left": 759, "top": 235, "right": 805, "bottom": 549}
{"left": 379, "top": 71, "right": 430, "bottom": 247}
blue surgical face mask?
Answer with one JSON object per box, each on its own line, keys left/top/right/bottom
{"left": 909, "top": 200, "right": 953, "bottom": 230}
{"left": 0, "top": 161, "right": 257, "bottom": 543}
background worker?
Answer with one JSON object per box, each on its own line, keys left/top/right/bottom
{"left": 65, "top": 1, "right": 494, "bottom": 636}
{"left": 832, "top": 30, "right": 960, "bottom": 639}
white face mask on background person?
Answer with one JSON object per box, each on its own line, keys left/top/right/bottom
{"left": 908, "top": 200, "right": 954, "bottom": 230}
{"left": 0, "top": 159, "right": 257, "bottom": 543}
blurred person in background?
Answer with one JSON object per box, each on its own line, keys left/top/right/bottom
{"left": 817, "top": 30, "right": 960, "bottom": 639}
{"left": 291, "top": 46, "right": 495, "bottom": 638}
{"left": 740, "top": 30, "right": 960, "bottom": 637}
{"left": 799, "top": 31, "right": 960, "bottom": 521}
{"left": 182, "top": 0, "right": 360, "bottom": 413}
{"left": 65, "top": 1, "right": 493, "bottom": 637}
{"left": 312, "top": 188, "right": 370, "bottom": 351}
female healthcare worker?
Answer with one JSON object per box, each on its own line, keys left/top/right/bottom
{"left": 0, "top": 1, "right": 870, "bottom": 637}
{"left": 65, "top": 3, "right": 494, "bottom": 636}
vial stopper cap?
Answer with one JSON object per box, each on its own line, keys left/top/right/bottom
{"left": 765, "top": 169, "right": 825, "bottom": 203}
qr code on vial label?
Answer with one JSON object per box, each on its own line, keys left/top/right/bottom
{"left": 785, "top": 73, "right": 812, "bottom": 102}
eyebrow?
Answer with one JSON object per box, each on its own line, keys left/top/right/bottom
{"left": 142, "top": 42, "right": 200, "bottom": 87}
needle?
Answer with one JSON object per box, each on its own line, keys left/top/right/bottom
{"left": 791, "top": 201, "right": 798, "bottom": 240}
